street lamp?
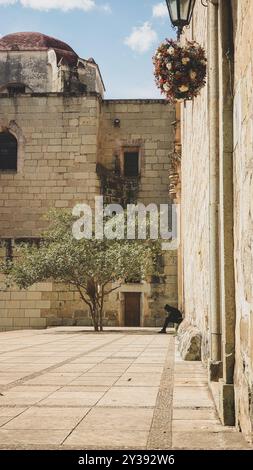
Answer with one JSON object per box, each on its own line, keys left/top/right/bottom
{"left": 165, "top": 0, "right": 196, "bottom": 39}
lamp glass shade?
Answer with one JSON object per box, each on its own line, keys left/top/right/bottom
{"left": 166, "top": 0, "right": 196, "bottom": 27}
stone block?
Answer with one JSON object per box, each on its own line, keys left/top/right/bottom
{"left": 8, "top": 309, "right": 25, "bottom": 318}
{"left": 177, "top": 321, "right": 202, "bottom": 361}
{"left": 24, "top": 309, "right": 41, "bottom": 318}
{"left": 61, "top": 318, "right": 76, "bottom": 326}
{"left": 10, "top": 292, "right": 27, "bottom": 301}
{"left": 29, "top": 318, "right": 47, "bottom": 328}
{"left": 218, "top": 381, "right": 235, "bottom": 427}
{"left": 0, "top": 317, "right": 13, "bottom": 327}
{"left": 76, "top": 319, "right": 93, "bottom": 326}
{"left": 46, "top": 317, "right": 63, "bottom": 327}
{"left": 13, "top": 318, "right": 30, "bottom": 328}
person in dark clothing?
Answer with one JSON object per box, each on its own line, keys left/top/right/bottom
{"left": 158, "top": 304, "right": 183, "bottom": 334}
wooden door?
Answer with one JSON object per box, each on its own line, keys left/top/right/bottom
{"left": 124, "top": 293, "right": 141, "bottom": 327}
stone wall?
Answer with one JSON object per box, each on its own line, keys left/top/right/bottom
{"left": 0, "top": 50, "right": 105, "bottom": 96}
{"left": 0, "top": 93, "right": 100, "bottom": 237}
{"left": 98, "top": 100, "right": 177, "bottom": 327}
{"left": 180, "top": 0, "right": 253, "bottom": 441}
{"left": 0, "top": 51, "right": 49, "bottom": 93}
{"left": 180, "top": 6, "right": 210, "bottom": 351}
{"left": 102, "top": 251, "right": 178, "bottom": 328}
{"left": 232, "top": 0, "right": 253, "bottom": 441}
{"left": 99, "top": 100, "right": 174, "bottom": 205}
{"left": 0, "top": 95, "right": 177, "bottom": 330}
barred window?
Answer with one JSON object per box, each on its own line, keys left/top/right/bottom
{"left": 0, "top": 238, "right": 42, "bottom": 261}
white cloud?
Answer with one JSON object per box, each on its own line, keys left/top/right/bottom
{"left": 0, "top": 0, "right": 17, "bottom": 4}
{"left": 153, "top": 2, "right": 168, "bottom": 18}
{"left": 124, "top": 22, "right": 157, "bottom": 54}
{"left": 20, "top": 0, "right": 96, "bottom": 11}
{"left": 0, "top": 0, "right": 111, "bottom": 12}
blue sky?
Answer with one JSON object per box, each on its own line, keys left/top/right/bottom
{"left": 0, "top": 0, "right": 175, "bottom": 98}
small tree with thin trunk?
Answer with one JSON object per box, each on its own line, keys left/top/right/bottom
{"left": 1, "top": 211, "right": 160, "bottom": 331}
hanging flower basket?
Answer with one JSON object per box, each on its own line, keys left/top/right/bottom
{"left": 153, "top": 39, "right": 207, "bottom": 103}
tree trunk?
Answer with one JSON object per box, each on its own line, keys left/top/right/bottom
{"left": 93, "top": 305, "right": 99, "bottom": 332}
{"left": 86, "top": 288, "right": 104, "bottom": 332}
{"left": 99, "top": 296, "right": 104, "bottom": 332}
{"left": 88, "top": 304, "right": 99, "bottom": 332}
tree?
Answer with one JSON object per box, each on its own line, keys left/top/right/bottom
{"left": 1, "top": 211, "right": 160, "bottom": 332}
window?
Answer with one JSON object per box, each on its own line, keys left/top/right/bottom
{"left": 7, "top": 84, "right": 26, "bottom": 96}
{"left": 124, "top": 151, "right": 139, "bottom": 177}
{"left": 0, "top": 238, "right": 42, "bottom": 262}
{"left": 125, "top": 276, "right": 141, "bottom": 284}
{"left": 0, "top": 132, "right": 17, "bottom": 171}
{"left": 0, "top": 239, "right": 13, "bottom": 261}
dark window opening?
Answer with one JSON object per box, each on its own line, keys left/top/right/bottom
{"left": 15, "top": 238, "right": 41, "bottom": 248}
{"left": 7, "top": 84, "right": 26, "bottom": 96}
{"left": 125, "top": 276, "right": 141, "bottom": 284}
{"left": 1, "top": 239, "right": 13, "bottom": 261}
{"left": 0, "top": 132, "right": 17, "bottom": 171}
{"left": 151, "top": 275, "right": 161, "bottom": 284}
{"left": 124, "top": 151, "right": 139, "bottom": 177}
{"left": 78, "top": 83, "right": 87, "bottom": 94}
{"left": 0, "top": 238, "right": 42, "bottom": 262}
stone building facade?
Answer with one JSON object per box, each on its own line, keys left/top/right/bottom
{"left": 175, "top": 0, "right": 253, "bottom": 443}
{"left": 0, "top": 32, "right": 177, "bottom": 331}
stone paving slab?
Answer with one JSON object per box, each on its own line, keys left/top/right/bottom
{"left": 172, "top": 342, "right": 252, "bottom": 450}
{"left": 64, "top": 428, "right": 149, "bottom": 449}
{"left": 3, "top": 407, "right": 90, "bottom": 430}
{"left": 0, "top": 429, "right": 68, "bottom": 447}
{"left": 116, "top": 374, "right": 162, "bottom": 387}
{"left": 172, "top": 431, "right": 251, "bottom": 450}
{"left": 70, "top": 376, "right": 119, "bottom": 386}
{"left": 173, "top": 408, "right": 218, "bottom": 420}
{"left": 0, "top": 327, "right": 252, "bottom": 450}
{"left": 97, "top": 386, "right": 159, "bottom": 408}
{"left": 74, "top": 407, "right": 154, "bottom": 431}
{"left": 39, "top": 390, "right": 106, "bottom": 407}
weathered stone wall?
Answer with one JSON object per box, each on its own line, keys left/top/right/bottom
{"left": 180, "top": 7, "right": 210, "bottom": 350}
{"left": 180, "top": 0, "right": 253, "bottom": 441}
{"left": 0, "top": 95, "right": 177, "bottom": 330}
{"left": 0, "top": 50, "right": 105, "bottom": 96}
{"left": 79, "top": 61, "right": 105, "bottom": 97}
{"left": 99, "top": 100, "right": 174, "bottom": 205}
{"left": 98, "top": 100, "right": 177, "bottom": 327}
{"left": 0, "top": 51, "right": 49, "bottom": 93}
{"left": 0, "top": 93, "right": 101, "bottom": 330}
{"left": 232, "top": 0, "right": 253, "bottom": 441}
{"left": 0, "top": 93, "right": 100, "bottom": 237}
{"left": 102, "top": 251, "right": 178, "bottom": 328}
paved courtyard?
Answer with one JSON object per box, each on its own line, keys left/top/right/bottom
{"left": 0, "top": 327, "right": 251, "bottom": 450}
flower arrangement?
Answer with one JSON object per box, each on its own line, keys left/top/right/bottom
{"left": 153, "top": 39, "right": 207, "bottom": 103}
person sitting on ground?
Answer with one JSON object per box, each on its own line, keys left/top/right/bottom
{"left": 158, "top": 304, "right": 183, "bottom": 334}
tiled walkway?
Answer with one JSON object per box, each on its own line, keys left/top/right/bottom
{"left": 0, "top": 327, "right": 251, "bottom": 450}
{"left": 172, "top": 345, "right": 251, "bottom": 449}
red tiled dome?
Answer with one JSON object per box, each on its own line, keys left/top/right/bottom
{"left": 0, "top": 32, "right": 78, "bottom": 66}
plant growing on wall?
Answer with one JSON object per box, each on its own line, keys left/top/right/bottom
{"left": 1, "top": 211, "right": 159, "bottom": 332}
{"left": 153, "top": 39, "right": 207, "bottom": 103}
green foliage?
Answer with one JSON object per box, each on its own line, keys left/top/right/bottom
{"left": 1, "top": 210, "right": 161, "bottom": 331}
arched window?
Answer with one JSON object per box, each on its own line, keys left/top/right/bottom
{"left": 0, "top": 82, "right": 30, "bottom": 96}
{"left": 7, "top": 83, "right": 26, "bottom": 96}
{"left": 0, "top": 132, "right": 17, "bottom": 171}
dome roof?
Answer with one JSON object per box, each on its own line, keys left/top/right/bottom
{"left": 0, "top": 32, "right": 78, "bottom": 66}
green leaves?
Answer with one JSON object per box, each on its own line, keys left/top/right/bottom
{"left": 1, "top": 210, "right": 161, "bottom": 330}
